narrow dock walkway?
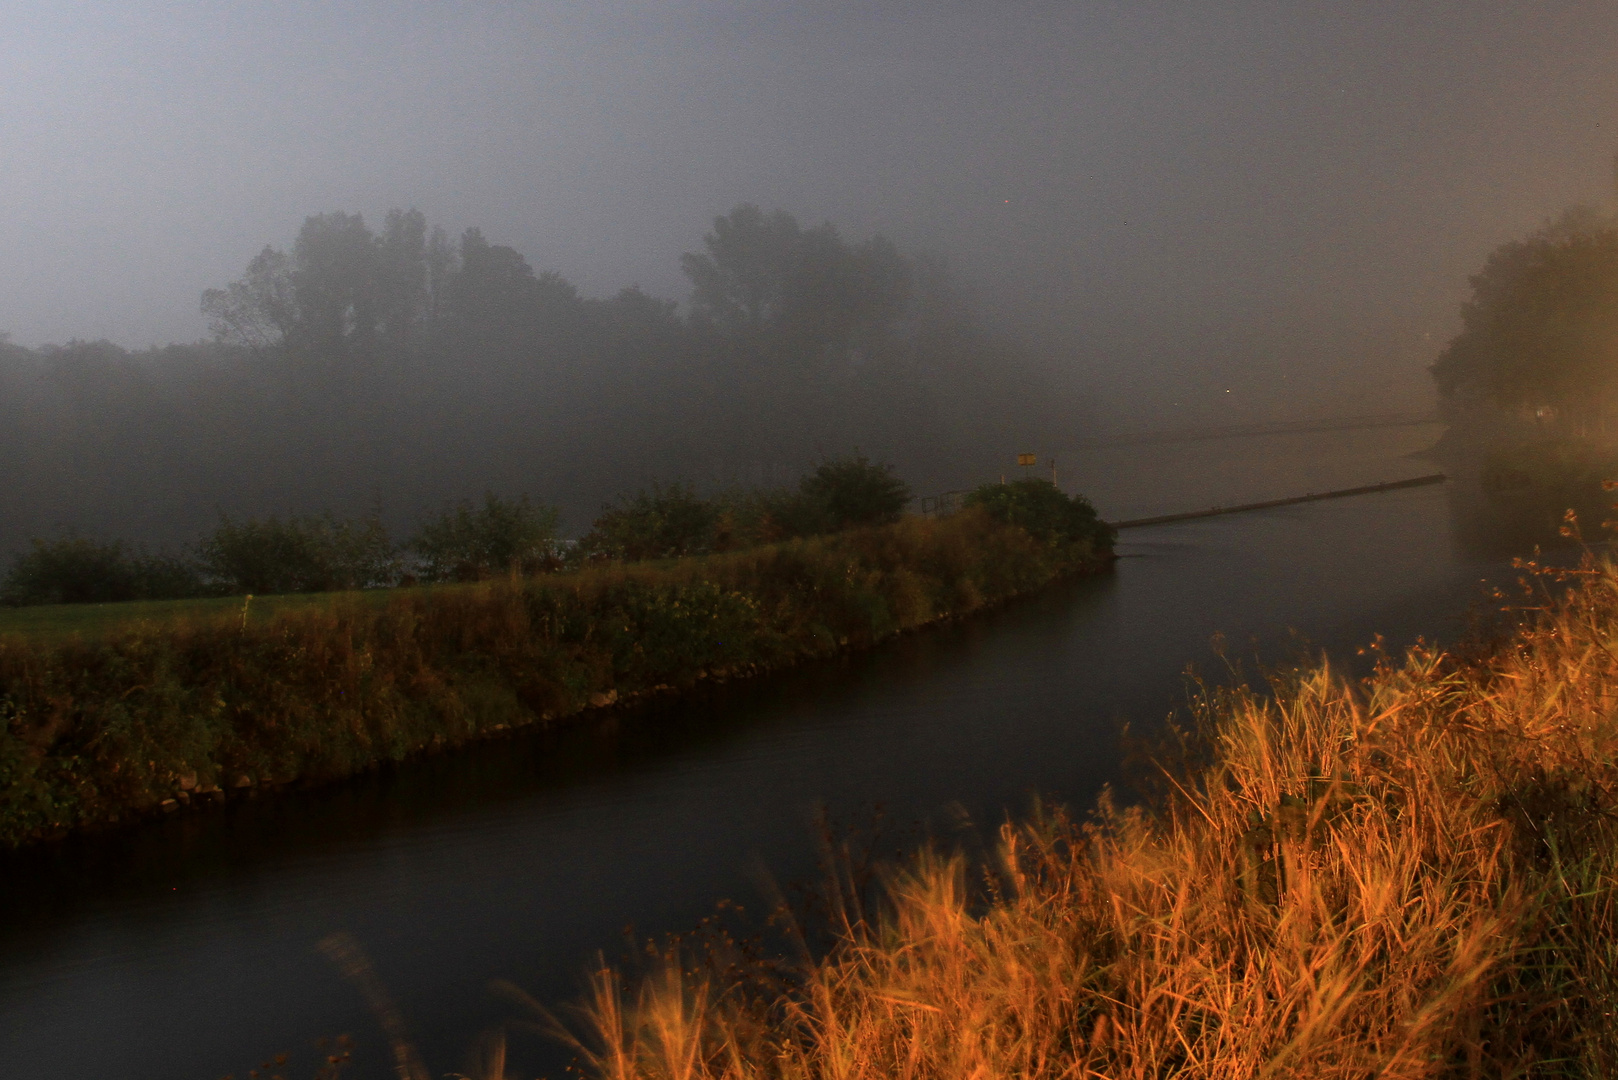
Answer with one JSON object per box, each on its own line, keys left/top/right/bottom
{"left": 1109, "top": 473, "right": 1447, "bottom": 530}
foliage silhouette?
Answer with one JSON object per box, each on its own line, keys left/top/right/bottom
{"left": 409, "top": 492, "right": 561, "bottom": 582}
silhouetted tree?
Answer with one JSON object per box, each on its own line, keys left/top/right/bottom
{"left": 797, "top": 453, "right": 911, "bottom": 529}
{"left": 576, "top": 483, "right": 720, "bottom": 561}
{"left": 201, "top": 246, "right": 296, "bottom": 354}
{"left": 1, "top": 536, "right": 206, "bottom": 605}
{"left": 204, "top": 210, "right": 437, "bottom": 366}
{"left": 199, "top": 510, "right": 396, "bottom": 594}
{"left": 437, "top": 227, "right": 584, "bottom": 364}
{"left": 964, "top": 478, "right": 1112, "bottom": 549}
{"left": 1432, "top": 208, "right": 1618, "bottom": 439}
{"left": 681, "top": 204, "right": 910, "bottom": 357}
{"left": 409, "top": 492, "right": 560, "bottom": 581}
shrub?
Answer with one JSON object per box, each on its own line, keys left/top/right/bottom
{"left": 576, "top": 483, "right": 720, "bottom": 562}
{"left": 702, "top": 487, "right": 814, "bottom": 549}
{"left": 1, "top": 536, "right": 207, "bottom": 606}
{"left": 128, "top": 550, "right": 213, "bottom": 600}
{"left": 200, "top": 511, "right": 397, "bottom": 594}
{"left": 797, "top": 452, "right": 911, "bottom": 531}
{"left": 964, "top": 477, "right": 1112, "bottom": 549}
{"left": 410, "top": 492, "right": 560, "bottom": 582}
{"left": 574, "top": 456, "right": 914, "bottom": 564}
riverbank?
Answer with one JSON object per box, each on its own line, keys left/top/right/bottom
{"left": 572, "top": 552, "right": 1618, "bottom": 1077}
{"left": 0, "top": 510, "right": 1110, "bottom": 849}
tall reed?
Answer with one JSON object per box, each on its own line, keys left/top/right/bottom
{"left": 566, "top": 556, "right": 1618, "bottom": 1078}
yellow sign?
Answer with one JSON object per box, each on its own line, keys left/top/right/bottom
{"left": 1017, "top": 453, "right": 1037, "bottom": 467}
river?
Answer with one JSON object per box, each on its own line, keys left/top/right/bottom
{"left": 0, "top": 423, "right": 1527, "bottom": 1078}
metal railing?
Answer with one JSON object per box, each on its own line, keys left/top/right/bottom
{"left": 917, "top": 490, "right": 969, "bottom": 518}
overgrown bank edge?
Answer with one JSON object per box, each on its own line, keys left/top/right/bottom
{"left": 561, "top": 557, "right": 1618, "bottom": 1078}
{"left": 0, "top": 511, "right": 1110, "bottom": 848}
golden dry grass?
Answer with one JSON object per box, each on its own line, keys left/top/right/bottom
{"left": 560, "top": 556, "right": 1618, "bottom": 1079}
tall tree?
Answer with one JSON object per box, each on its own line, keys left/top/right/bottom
{"left": 204, "top": 210, "right": 437, "bottom": 364}
{"left": 681, "top": 204, "right": 911, "bottom": 363}
{"left": 436, "top": 227, "right": 583, "bottom": 364}
{"left": 201, "top": 245, "right": 296, "bottom": 354}
{"left": 682, "top": 204, "right": 803, "bottom": 332}
{"left": 375, "top": 208, "right": 429, "bottom": 351}
{"left": 1432, "top": 208, "right": 1618, "bottom": 437}
{"left": 290, "top": 211, "right": 385, "bottom": 358}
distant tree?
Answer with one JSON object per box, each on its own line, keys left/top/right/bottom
{"left": 587, "top": 286, "right": 682, "bottom": 341}
{"left": 1, "top": 536, "right": 206, "bottom": 606}
{"left": 202, "top": 246, "right": 297, "bottom": 354}
{"left": 409, "top": 492, "right": 561, "bottom": 581}
{"left": 375, "top": 208, "right": 430, "bottom": 351}
{"left": 682, "top": 204, "right": 803, "bottom": 332}
{"left": 1431, "top": 208, "right": 1618, "bottom": 438}
{"left": 199, "top": 511, "right": 396, "bottom": 594}
{"left": 3, "top": 536, "right": 139, "bottom": 605}
{"left": 964, "top": 478, "right": 1112, "bottom": 549}
{"left": 575, "top": 483, "right": 720, "bottom": 562}
{"left": 203, "top": 209, "right": 438, "bottom": 362}
{"left": 290, "top": 211, "right": 386, "bottom": 357}
{"left": 423, "top": 223, "right": 458, "bottom": 326}
{"left": 797, "top": 453, "right": 911, "bottom": 530}
{"left": 439, "top": 227, "right": 583, "bottom": 359}
{"left": 681, "top": 204, "right": 911, "bottom": 353}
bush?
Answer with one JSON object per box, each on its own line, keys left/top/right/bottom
{"left": 742, "top": 486, "right": 831, "bottom": 541}
{"left": 576, "top": 483, "right": 720, "bottom": 562}
{"left": 797, "top": 453, "right": 911, "bottom": 531}
{"left": 128, "top": 550, "right": 212, "bottom": 600}
{"left": 200, "top": 511, "right": 397, "bottom": 594}
{"left": 964, "top": 478, "right": 1113, "bottom": 549}
{"left": 574, "top": 456, "right": 914, "bottom": 564}
{"left": 704, "top": 487, "right": 815, "bottom": 550}
{"left": 409, "top": 492, "right": 561, "bottom": 582}
{"left": 1, "top": 536, "right": 207, "bottom": 606}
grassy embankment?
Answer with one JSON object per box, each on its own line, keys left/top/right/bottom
{"left": 0, "top": 510, "right": 1108, "bottom": 848}
{"left": 0, "top": 590, "right": 389, "bottom": 643}
{"left": 562, "top": 556, "right": 1618, "bottom": 1079}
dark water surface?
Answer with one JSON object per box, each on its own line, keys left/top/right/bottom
{"left": 0, "top": 481, "right": 1514, "bottom": 1078}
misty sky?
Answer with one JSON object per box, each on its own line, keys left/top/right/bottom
{"left": 4, "top": 2, "right": 1617, "bottom": 427}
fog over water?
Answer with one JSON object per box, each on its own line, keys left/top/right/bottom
{"left": 6, "top": 9, "right": 1613, "bottom": 1074}
{"left": 4, "top": 3, "right": 1618, "bottom": 432}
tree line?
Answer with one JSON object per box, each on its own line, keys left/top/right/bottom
{"left": 0, "top": 205, "right": 1080, "bottom": 560}
{"left": 2, "top": 452, "right": 1110, "bottom": 606}
{"left": 0, "top": 454, "right": 916, "bottom": 604}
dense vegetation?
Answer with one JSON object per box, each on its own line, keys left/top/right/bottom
{"left": 963, "top": 475, "right": 1107, "bottom": 545}
{"left": 1432, "top": 207, "right": 1618, "bottom": 532}
{"left": 551, "top": 554, "right": 1618, "bottom": 1078}
{"left": 0, "top": 537, "right": 210, "bottom": 606}
{"left": 1432, "top": 206, "right": 1618, "bottom": 433}
{"left": 0, "top": 204, "right": 1081, "bottom": 559}
{"left": 0, "top": 455, "right": 920, "bottom": 604}
{"left": 0, "top": 507, "right": 1111, "bottom": 848}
